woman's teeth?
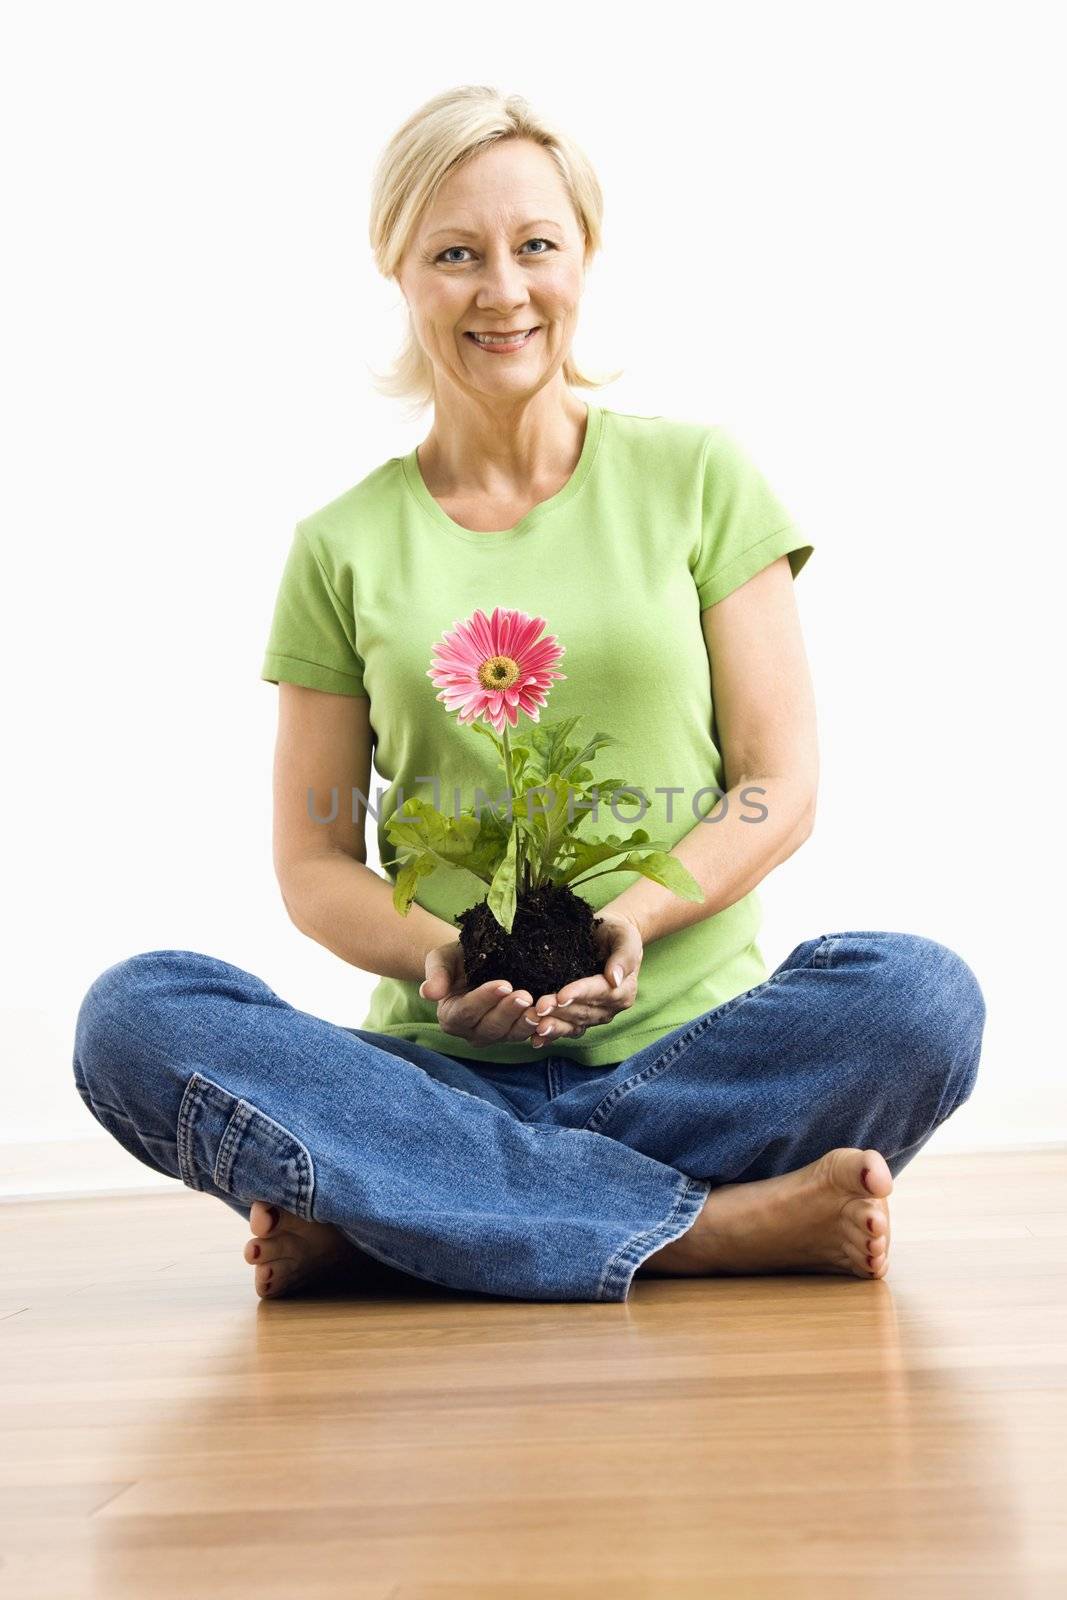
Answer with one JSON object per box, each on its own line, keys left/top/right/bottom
{"left": 467, "top": 328, "right": 538, "bottom": 347}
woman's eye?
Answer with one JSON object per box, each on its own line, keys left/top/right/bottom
{"left": 435, "top": 238, "right": 556, "bottom": 264}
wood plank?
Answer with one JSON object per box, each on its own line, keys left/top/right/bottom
{"left": 1, "top": 1150, "right": 1065, "bottom": 1596}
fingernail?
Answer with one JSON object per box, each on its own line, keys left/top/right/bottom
{"left": 536, "top": 1000, "right": 553, "bottom": 1015}
{"left": 557, "top": 998, "right": 572, "bottom": 1007}
{"left": 611, "top": 967, "right": 623, "bottom": 986}
{"left": 498, "top": 985, "right": 512, "bottom": 996}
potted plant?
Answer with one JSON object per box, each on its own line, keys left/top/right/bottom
{"left": 382, "top": 606, "right": 705, "bottom": 998}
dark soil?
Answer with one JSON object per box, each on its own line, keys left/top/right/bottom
{"left": 454, "top": 882, "right": 603, "bottom": 998}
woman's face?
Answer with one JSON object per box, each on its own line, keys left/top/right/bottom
{"left": 397, "top": 137, "right": 587, "bottom": 403}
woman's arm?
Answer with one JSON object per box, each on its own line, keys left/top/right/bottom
{"left": 271, "top": 683, "right": 457, "bottom": 982}
{"left": 604, "top": 554, "right": 819, "bottom": 945}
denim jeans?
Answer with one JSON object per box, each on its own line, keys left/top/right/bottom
{"left": 71, "top": 931, "right": 985, "bottom": 1303}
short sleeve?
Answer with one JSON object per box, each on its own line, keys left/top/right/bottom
{"left": 260, "top": 522, "right": 369, "bottom": 696}
{"left": 690, "top": 426, "right": 814, "bottom": 611}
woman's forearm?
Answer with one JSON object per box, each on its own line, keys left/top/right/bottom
{"left": 279, "top": 849, "right": 458, "bottom": 982}
{"left": 602, "top": 773, "right": 816, "bottom": 946}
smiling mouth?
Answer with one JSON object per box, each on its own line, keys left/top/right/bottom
{"left": 465, "top": 327, "right": 541, "bottom": 348}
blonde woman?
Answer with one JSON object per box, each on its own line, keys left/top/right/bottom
{"left": 73, "top": 86, "right": 985, "bottom": 1303}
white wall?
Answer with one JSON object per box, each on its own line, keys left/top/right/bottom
{"left": 3, "top": 1, "right": 1064, "bottom": 1195}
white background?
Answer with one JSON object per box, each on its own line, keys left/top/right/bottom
{"left": 3, "top": 1, "right": 1064, "bottom": 1195}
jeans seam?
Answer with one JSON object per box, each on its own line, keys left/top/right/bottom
{"left": 581, "top": 936, "right": 837, "bottom": 1137}
{"left": 177, "top": 1070, "right": 316, "bottom": 1218}
{"left": 596, "top": 1173, "right": 712, "bottom": 1300}
{"left": 176, "top": 1073, "right": 204, "bottom": 1189}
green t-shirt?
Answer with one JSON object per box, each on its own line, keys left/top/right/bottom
{"left": 261, "top": 402, "right": 813, "bottom": 1066}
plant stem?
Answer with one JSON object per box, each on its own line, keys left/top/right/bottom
{"left": 563, "top": 864, "right": 631, "bottom": 890}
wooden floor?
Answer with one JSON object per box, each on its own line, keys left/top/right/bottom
{"left": 2, "top": 1148, "right": 1066, "bottom": 1600}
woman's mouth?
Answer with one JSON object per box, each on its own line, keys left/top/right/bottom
{"left": 464, "top": 327, "right": 541, "bottom": 353}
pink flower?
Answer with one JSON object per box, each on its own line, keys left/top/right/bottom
{"left": 427, "top": 606, "right": 566, "bottom": 735}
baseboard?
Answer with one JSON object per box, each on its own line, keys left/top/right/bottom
{"left": 1, "top": 1128, "right": 1065, "bottom": 1204}
{"left": 0, "top": 1137, "right": 176, "bottom": 1202}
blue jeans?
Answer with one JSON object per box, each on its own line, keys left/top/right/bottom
{"left": 71, "top": 931, "right": 985, "bottom": 1303}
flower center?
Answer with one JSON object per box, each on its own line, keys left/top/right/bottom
{"left": 478, "top": 654, "right": 520, "bottom": 691}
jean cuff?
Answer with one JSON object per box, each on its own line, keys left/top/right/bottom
{"left": 596, "top": 1173, "right": 712, "bottom": 1301}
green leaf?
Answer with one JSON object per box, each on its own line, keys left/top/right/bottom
{"left": 584, "top": 780, "right": 651, "bottom": 807}
{"left": 526, "top": 715, "right": 584, "bottom": 776}
{"left": 383, "top": 796, "right": 483, "bottom": 868}
{"left": 462, "top": 830, "right": 512, "bottom": 884}
{"left": 467, "top": 719, "right": 505, "bottom": 759}
{"left": 473, "top": 803, "right": 511, "bottom": 846}
{"left": 601, "top": 850, "right": 706, "bottom": 901}
{"left": 515, "top": 773, "right": 582, "bottom": 879}
{"left": 554, "top": 828, "right": 654, "bottom": 882}
{"left": 557, "top": 730, "right": 621, "bottom": 783}
{"left": 383, "top": 797, "right": 498, "bottom": 903}
{"left": 486, "top": 825, "right": 519, "bottom": 934}
{"left": 392, "top": 855, "right": 437, "bottom": 916}
{"left": 509, "top": 746, "right": 534, "bottom": 786}
{"left": 565, "top": 780, "right": 651, "bottom": 833}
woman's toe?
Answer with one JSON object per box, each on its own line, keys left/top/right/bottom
{"left": 845, "top": 1238, "right": 870, "bottom": 1273}
{"left": 848, "top": 1239, "right": 882, "bottom": 1278}
{"left": 255, "top": 1258, "right": 292, "bottom": 1297}
{"left": 244, "top": 1235, "right": 286, "bottom": 1265}
{"left": 843, "top": 1197, "right": 890, "bottom": 1246}
{"left": 249, "top": 1200, "right": 280, "bottom": 1238}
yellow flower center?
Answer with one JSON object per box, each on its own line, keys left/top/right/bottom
{"left": 478, "top": 654, "right": 520, "bottom": 691}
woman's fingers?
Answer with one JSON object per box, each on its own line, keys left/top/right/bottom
{"left": 500, "top": 990, "right": 542, "bottom": 1042}
{"left": 527, "top": 997, "right": 609, "bottom": 1045}
{"left": 438, "top": 978, "right": 564, "bottom": 1048}
{"left": 440, "top": 972, "right": 633, "bottom": 1049}
{"left": 526, "top": 969, "right": 639, "bottom": 1044}
{"left": 609, "top": 970, "right": 638, "bottom": 1009}
{"left": 439, "top": 980, "right": 510, "bottom": 1040}
{"left": 550, "top": 972, "right": 633, "bottom": 1016}
{"left": 420, "top": 938, "right": 467, "bottom": 1002}
{"left": 593, "top": 910, "right": 644, "bottom": 993}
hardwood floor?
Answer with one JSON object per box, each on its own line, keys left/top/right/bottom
{"left": 2, "top": 1147, "right": 1065, "bottom": 1598}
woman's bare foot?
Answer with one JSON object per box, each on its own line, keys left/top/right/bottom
{"left": 640, "top": 1147, "right": 893, "bottom": 1280}
{"left": 243, "top": 1200, "right": 365, "bottom": 1299}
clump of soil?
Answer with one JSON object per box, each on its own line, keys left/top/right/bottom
{"left": 455, "top": 882, "right": 603, "bottom": 998}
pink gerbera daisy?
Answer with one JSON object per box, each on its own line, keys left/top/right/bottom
{"left": 427, "top": 606, "right": 566, "bottom": 735}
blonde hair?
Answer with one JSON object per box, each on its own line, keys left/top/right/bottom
{"left": 367, "top": 85, "right": 623, "bottom": 415}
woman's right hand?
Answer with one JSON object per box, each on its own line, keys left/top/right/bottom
{"left": 418, "top": 937, "right": 542, "bottom": 1049}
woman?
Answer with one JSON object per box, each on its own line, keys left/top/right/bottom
{"left": 73, "top": 86, "right": 986, "bottom": 1304}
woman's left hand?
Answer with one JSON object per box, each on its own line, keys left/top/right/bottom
{"left": 523, "top": 909, "right": 645, "bottom": 1047}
